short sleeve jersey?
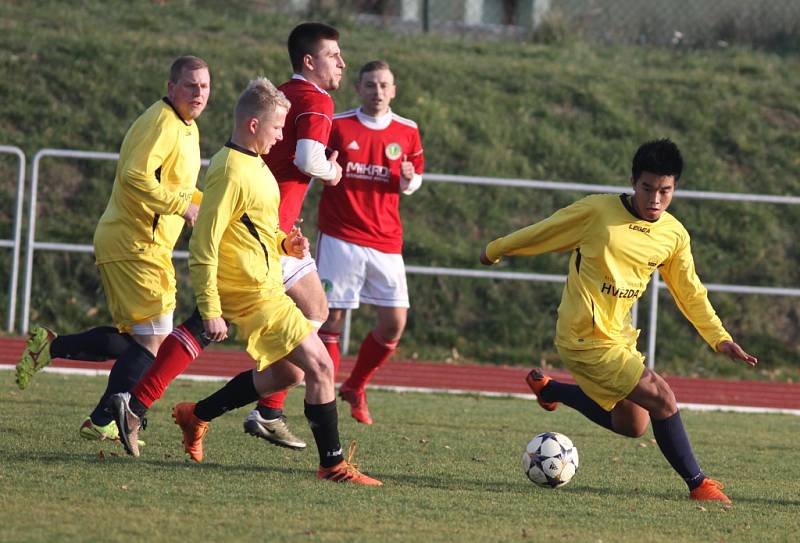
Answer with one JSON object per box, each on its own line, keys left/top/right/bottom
{"left": 317, "top": 108, "right": 424, "bottom": 254}
{"left": 485, "top": 194, "right": 732, "bottom": 351}
{"left": 261, "top": 76, "right": 334, "bottom": 233}
{"left": 190, "top": 142, "right": 288, "bottom": 319}
{"left": 94, "top": 98, "right": 201, "bottom": 264}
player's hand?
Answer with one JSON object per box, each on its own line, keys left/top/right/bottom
{"left": 322, "top": 150, "right": 342, "bottom": 186}
{"left": 400, "top": 160, "right": 415, "bottom": 182}
{"left": 182, "top": 203, "right": 200, "bottom": 227}
{"left": 285, "top": 226, "right": 310, "bottom": 258}
{"left": 202, "top": 317, "right": 228, "bottom": 343}
{"left": 479, "top": 247, "right": 494, "bottom": 266}
{"left": 717, "top": 340, "right": 758, "bottom": 366}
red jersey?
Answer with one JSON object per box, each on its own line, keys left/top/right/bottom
{"left": 318, "top": 108, "right": 424, "bottom": 254}
{"left": 262, "top": 76, "right": 334, "bottom": 232}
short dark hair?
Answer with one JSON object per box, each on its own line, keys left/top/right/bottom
{"left": 631, "top": 138, "right": 683, "bottom": 182}
{"left": 288, "top": 22, "right": 340, "bottom": 73}
{"left": 358, "top": 60, "right": 391, "bottom": 82}
{"left": 169, "top": 55, "right": 209, "bottom": 83}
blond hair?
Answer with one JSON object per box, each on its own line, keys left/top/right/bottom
{"left": 234, "top": 77, "right": 290, "bottom": 127}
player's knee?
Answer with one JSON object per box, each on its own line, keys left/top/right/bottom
{"left": 302, "top": 351, "right": 334, "bottom": 385}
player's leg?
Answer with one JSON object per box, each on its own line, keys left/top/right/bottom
{"left": 16, "top": 324, "right": 134, "bottom": 390}
{"left": 276, "top": 333, "right": 381, "bottom": 485}
{"left": 109, "top": 309, "right": 210, "bottom": 456}
{"left": 529, "top": 344, "right": 643, "bottom": 433}
{"left": 82, "top": 259, "right": 173, "bottom": 437}
{"left": 339, "top": 243, "right": 408, "bottom": 424}
{"left": 625, "top": 368, "right": 730, "bottom": 503}
{"left": 245, "top": 255, "right": 324, "bottom": 448}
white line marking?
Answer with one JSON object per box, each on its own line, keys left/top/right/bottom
{"left": 3, "top": 365, "right": 799, "bottom": 416}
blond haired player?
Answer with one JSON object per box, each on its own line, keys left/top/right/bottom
{"left": 481, "top": 139, "right": 757, "bottom": 504}
{"left": 113, "top": 77, "right": 380, "bottom": 485}
{"left": 16, "top": 56, "right": 210, "bottom": 444}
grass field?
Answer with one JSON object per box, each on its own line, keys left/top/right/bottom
{"left": 2, "top": 371, "right": 799, "bottom": 542}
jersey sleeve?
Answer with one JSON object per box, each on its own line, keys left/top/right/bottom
{"left": 119, "top": 119, "right": 191, "bottom": 216}
{"left": 189, "top": 167, "right": 244, "bottom": 320}
{"left": 408, "top": 128, "right": 424, "bottom": 174}
{"left": 484, "top": 198, "right": 595, "bottom": 263}
{"left": 658, "top": 235, "right": 733, "bottom": 351}
{"left": 294, "top": 94, "right": 333, "bottom": 144}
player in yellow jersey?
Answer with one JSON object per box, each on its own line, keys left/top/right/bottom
{"left": 481, "top": 139, "right": 757, "bottom": 505}
{"left": 114, "top": 77, "right": 380, "bottom": 485}
{"left": 16, "top": 56, "right": 211, "bottom": 444}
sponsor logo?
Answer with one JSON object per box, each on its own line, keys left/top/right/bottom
{"left": 385, "top": 142, "right": 403, "bottom": 160}
{"left": 345, "top": 161, "right": 390, "bottom": 182}
{"left": 346, "top": 140, "right": 360, "bottom": 150}
{"left": 629, "top": 224, "right": 651, "bottom": 235}
{"left": 600, "top": 282, "right": 640, "bottom": 299}
{"left": 647, "top": 255, "right": 660, "bottom": 268}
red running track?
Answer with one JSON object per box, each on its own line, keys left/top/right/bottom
{"left": 1, "top": 337, "right": 798, "bottom": 411}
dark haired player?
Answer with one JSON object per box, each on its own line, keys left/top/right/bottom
{"left": 481, "top": 139, "right": 757, "bottom": 504}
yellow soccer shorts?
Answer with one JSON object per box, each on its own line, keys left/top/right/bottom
{"left": 220, "top": 288, "right": 313, "bottom": 371}
{"left": 97, "top": 255, "right": 177, "bottom": 334}
{"left": 556, "top": 343, "right": 646, "bottom": 412}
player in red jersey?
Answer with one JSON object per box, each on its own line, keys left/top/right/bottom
{"left": 240, "top": 22, "right": 347, "bottom": 446}
{"left": 316, "top": 60, "right": 424, "bottom": 424}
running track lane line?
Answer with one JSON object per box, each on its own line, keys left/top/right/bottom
{"left": 2, "top": 337, "right": 798, "bottom": 416}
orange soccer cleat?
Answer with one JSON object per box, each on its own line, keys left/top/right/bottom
{"left": 317, "top": 442, "right": 382, "bottom": 486}
{"left": 525, "top": 368, "right": 559, "bottom": 412}
{"left": 339, "top": 382, "right": 374, "bottom": 425}
{"left": 690, "top": 478, "right": 732, "bottom": 505}
{"left": 172, "top": 402, "right": 209, "bottom": 463}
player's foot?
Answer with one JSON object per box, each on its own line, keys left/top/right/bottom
{"left": 15, "top": 326, "right": 57, "bottom": 390}
{"left": 172, "top": 402, "right": 208, "bottom": 463}
{"left": 79, "top": 417, "right": 120, "bottom": 441}
{"left": 109, "top": 392, "right": 146, "bottom": 457}
{"left": 243, "top": 410, "right": 307, "bottom": 450}
{"left": 317, "top": 460, "right": 383, "bottom": 486}
{"left": 79, "top": 416, "right": 146, "bottom": 448}
{"left": 690, "top": 478, "right": 732, "bottom": 505}
{"left": 339, "top": 382, "right": 373, "bottom": 425}
{"left": 524, "top": 368, "right": 559, "bottom": 412}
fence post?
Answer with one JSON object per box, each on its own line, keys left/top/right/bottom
{"left": 646, "top": 271, "right": 660, "bottom": 369}
{"left": 0, "top": 145, "right": 26, "bottom": 333}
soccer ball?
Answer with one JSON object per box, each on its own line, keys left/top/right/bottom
{"left": 521, "top": 431, "right": 579, "bottom": 488}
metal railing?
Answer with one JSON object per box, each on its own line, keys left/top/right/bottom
{"left": 0, "top": 145, "right": 26, "bottom": 332}
{"left": 18, "top": 148, "right": 800, "bottom": 367}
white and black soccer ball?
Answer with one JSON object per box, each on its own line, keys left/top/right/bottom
{"left": 521, "top": 431, "right": 579, "bottom": 488}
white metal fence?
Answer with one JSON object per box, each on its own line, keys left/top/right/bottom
{"left": 8, "top": 148, "right": 800, "bottom": 368}
{"left": 0, "top": 145, "right": 26, "bottom": 333}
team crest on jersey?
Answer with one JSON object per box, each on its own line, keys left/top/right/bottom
{"left": 385, "top": 143, "right": 403, "bottom": 160}
{"left": 321, "top": 279, "right": 333, "bottom": 295}
{"left": 347, "top": 140, "right": 360, "bottom": 151}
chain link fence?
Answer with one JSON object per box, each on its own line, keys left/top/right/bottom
{"left": 287, "top": 0, "right": 800, "bottom": 48}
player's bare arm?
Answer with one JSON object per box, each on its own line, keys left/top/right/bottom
{"left": 717, "top": 340, "right": 758, "bottom": 366}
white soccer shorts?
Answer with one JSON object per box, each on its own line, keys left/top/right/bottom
{"left": 316, "top": 233, "right": 409, "bottom": 309}
{"left": 280, "top": 253, "right": 317, "bottom": 291}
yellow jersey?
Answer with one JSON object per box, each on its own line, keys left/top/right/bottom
{"left": 189, "top": 142, "right": 289, "bottom": 320}
{"left": 94, "top": 98, "right": 202, "bottom": 264}
{"left": 485, "top": 193, "right": 732, "bottom": 352}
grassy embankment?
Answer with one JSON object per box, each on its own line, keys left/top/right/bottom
{"left": 0, "top": 1, "right": 798, "bottom": 379}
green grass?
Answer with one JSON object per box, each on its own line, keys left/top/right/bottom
{"left": 2, "top": 371, "right": 799, "bottom": 542}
